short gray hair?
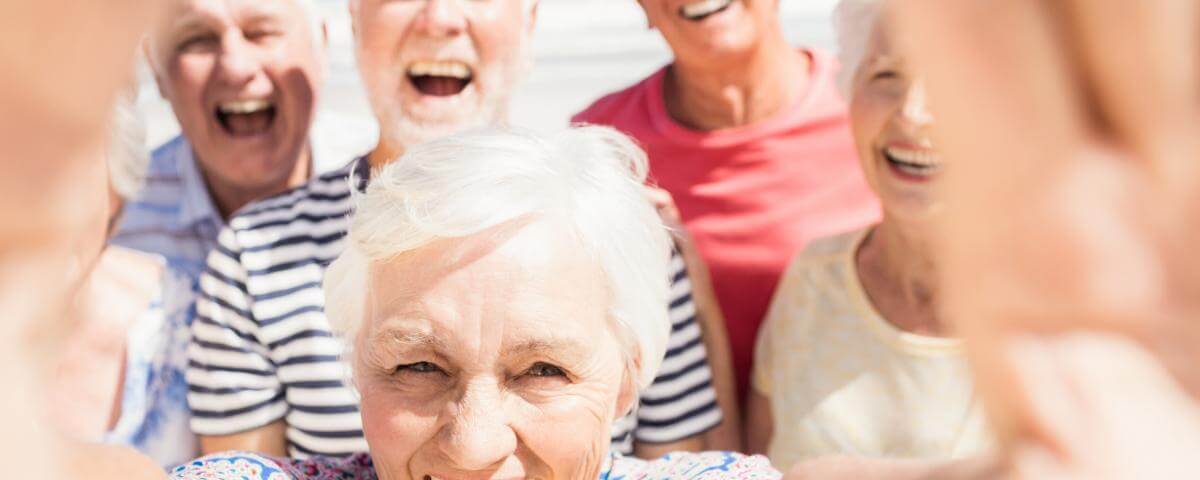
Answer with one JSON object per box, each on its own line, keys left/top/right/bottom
{"left": 107, "top": 90, "right": 148, "bottom": 200}
{"left": 323, "top": 126, "right": 672, "bottom": 389}
{"left": 835, "top": 0, "right": 883, "bottom": 96}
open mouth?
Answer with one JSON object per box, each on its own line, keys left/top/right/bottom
{"left": 407, "top": 60, "right": 474, "bottom": 97}
{"left": 215, "top": 99, "right": 276, "bottom": 137}
{"left": 679, "top": 0, "right": 734, "bottom": 21}
{"left": 883, "top": 146, "right": 942, "bottom": 179}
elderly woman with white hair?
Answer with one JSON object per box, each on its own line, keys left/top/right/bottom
{"left": 744, "top": 0, "right": 994, "bottom": 476}
{"left": 170, "top": 126, "right": 779, "bottom": 479}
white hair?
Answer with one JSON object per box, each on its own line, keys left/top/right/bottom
{"left": 107, "top": 90, "right": 148, "bottom": 200}
{"left": 834, "top": 0, "right": 883, "bottom": 96}
{"left": 323, "top": 126, "right": 672, "bottom": 389}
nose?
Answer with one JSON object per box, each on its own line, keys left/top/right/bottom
{"left": 416, "top": 0, "right": 468, "bottom": 37}
{"left": 900, "top": 79, "right": 935, "bottom": 126}
{"left": 215, "top": 32, "right": 261, "bottom": 87}
{"left": 438, "top": 379, "right": 518, "bottom": 472}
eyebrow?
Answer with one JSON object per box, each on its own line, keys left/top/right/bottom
{"left": 504, "top": 338, "right": 592, "bottom": 363}
{"left": 370, "top": 329, "right": 446, "bottom": 351}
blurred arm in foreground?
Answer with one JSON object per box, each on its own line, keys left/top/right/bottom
{"left": 0, "top": 0, "right": 165, "bottom": 478}
{"left": 890, "top": 0, "right": 1200, "bottom": 478}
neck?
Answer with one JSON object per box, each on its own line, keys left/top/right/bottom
{"left": 664, "top": 32, "right": 809, "bottom": 131}
{"left": 857, "top": 218, "right": 945, "bottom": 336}
{"left": 206, "top": 146, "right": 311, "bottom": 221}
{"left": 367, "top": 139, "right": 404, "bottom": 171}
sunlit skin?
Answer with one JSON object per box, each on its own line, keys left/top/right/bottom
{"left": 353, "top": 221, "right": 638, "bottom": 480}
{"left": 849, "top": 25, "right": 940, "bottom": 223}
{"left": 146, "top": 0, "right": 322, "bottom": 218}
{"left": 349, "top": 0, "right": 535, "bottom": 168}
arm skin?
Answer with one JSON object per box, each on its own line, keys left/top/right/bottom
{"left": 744, "top": 387, "right": 774, "bottom": 455}
{"left": 678, "top": 235, "right": 744, "bottom": 453}
{"left": 200, "top": 420, "right": 289, "bottom": 457}
{"left": 635, "top": 435, "right": 706, "bottom": 460}
{"left": 641, "top": 186, "right": 744, "bottom": 455}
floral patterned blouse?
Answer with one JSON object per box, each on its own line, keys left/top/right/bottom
{"left": 170, "top": 451, "right": 780, "bottom": 479}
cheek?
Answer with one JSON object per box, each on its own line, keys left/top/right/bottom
{"left": 512, "top": 384, "right": 616, "bottom": 471}
{"left": 360, "top": 388, "right": 437, "bottom": 466}
{"left": 166, "top": 59, "right": 215, "bottom": 117}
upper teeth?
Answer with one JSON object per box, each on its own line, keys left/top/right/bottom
{"left": 885, "top": 147, "right": 940, "bottom": 167}
{"left": 219, "top": 100, "right": 272, "bottom": 115}
{"left": 681, "top": 0, "right": 732, "bottom": 19}
{"left": 407, "top": 60, "right": 472, "bottom": 79}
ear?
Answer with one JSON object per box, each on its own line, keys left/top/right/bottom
{"left": 615, "top": 364, "right": 639, "bottom": 419}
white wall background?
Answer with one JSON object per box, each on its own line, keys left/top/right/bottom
{"left": 139, "top": 0, "right": 840, "bottom": 172}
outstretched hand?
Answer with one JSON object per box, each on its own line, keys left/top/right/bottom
{"left": 889, "top": 0, "right": 1200, "bottom": 474}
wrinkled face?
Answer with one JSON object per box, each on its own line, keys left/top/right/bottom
{"left": 148, "top": 0, "right": 324, "bottom": 194}
{"left": 354, "top": 222, "right": 632, "bottom": 480}
{"left": 351, "top": 0, "right": 535, "bottom": 152}
{"left": 849, "top": 23, "right": 941, "bottom": 221}
{"left": 637, "top": 0, "right": 776, "bottom": 63}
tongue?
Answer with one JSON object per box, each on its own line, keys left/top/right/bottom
{"left": 224, "top": 110, "right": 273, "bottom": 136}
{"left": 412, "top": 76, "right": 468, "bottom": 97}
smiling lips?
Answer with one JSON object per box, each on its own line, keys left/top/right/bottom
{"left": 216, "top": 99, "right": 275, "bottom": 137}
{"left": 408, "top": 60, "right": 474, "bottom": 97}
{"left": 883, "top": 146, "right": 942, "bottom": 179}
{"left": 680, "top": 0, "right": 733, "bottom": 20}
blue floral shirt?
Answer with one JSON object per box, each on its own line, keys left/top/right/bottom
{"left": 101, "top": 259, "right": 199, "bottom": 468}
{"left": 170, "top": 451, "right": 781, "bottom": 479}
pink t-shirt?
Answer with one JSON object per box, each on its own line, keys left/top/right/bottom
{"left": 573, "top": 49, "right": 881, "bottom": 399}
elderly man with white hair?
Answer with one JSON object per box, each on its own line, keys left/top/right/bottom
{"left": 115, "top": 0, "right": 330, "bottom": 276}
{"left": 172, "top": 126, "right": 778, "bottom": 480}
{"left": 188, "top": 0, "right": 727, "bottom": 460}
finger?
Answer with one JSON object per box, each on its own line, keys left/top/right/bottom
{"left": 1058, "top": 0, "right": 1200, "bottom": 195}
{"left": 644, "top": 186, "right": 673, "bottom": 208}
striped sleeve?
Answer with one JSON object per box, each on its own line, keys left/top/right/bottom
{"left": 187, "top": 226, "right": 287, "bottom": 435}
{"left": 632, "top": 249, "right": 722, "bottom": 444}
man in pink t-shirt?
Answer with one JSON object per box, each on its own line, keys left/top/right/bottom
{"left": 574, "top": 0, "right": 880, "bottom": 406}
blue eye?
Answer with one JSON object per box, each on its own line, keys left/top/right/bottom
{"left": 396, "top": 361, "right": 442, "bottom": 374}
{"left": 525, "top": 362, "right": 566, "bottom": 378}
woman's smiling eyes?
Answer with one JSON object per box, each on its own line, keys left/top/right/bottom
{"left": 524, "top": 362, "right": 567, "bottom": 378}
{"left": 390, "top": 360, "right": 570, "bottom": 382}
{"left": 394, "top": 361, "right": 444, "bottom": 375}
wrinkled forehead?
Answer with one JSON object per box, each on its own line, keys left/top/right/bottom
{"left": 160, "top": 0, "right": 297, "bottom": 31}
{"left": 360, "top": 221, "right": 612, "bottom": 350}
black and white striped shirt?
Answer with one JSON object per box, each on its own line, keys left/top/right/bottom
{"left": 188, "top": 157, "right": 721, "bottom": 458}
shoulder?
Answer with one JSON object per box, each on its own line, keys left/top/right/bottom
{"left": 171, "top": 452, "right": 376, "bottom": 480}
{"left": 572, "top": 70, "right": 662, "bottom": 126}
{"left": 762, "top": 228, "right": 872, "bottom": 329}
{"left": 787, "top": 229, "right": 864, "bottom": 273}
{"left": 610, "top": 451, "right": 781, "bottom": 479}
{"left": 225, "top": 156, "right": 362, "bottom": 234}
